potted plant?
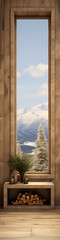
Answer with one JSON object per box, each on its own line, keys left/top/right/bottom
{"left": 9, "top": 154, "right": 33, "bottom": 183}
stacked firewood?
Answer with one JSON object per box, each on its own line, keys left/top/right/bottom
{"left": 11, "top": 192, "right": 46, "bottom": 205}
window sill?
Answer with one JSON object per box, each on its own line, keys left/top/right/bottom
{"left": 25, "top": 173, "right": 54, "bottom": 180}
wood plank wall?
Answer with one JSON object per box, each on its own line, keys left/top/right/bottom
{"left": 0, "top": 0, "right": 60, "bottom": 206}
{"left": 55, "top": 0, "right": 60, "bottom": 205}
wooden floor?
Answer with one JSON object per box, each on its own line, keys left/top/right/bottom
{"left": 0, "top": 208, "right": 60, "bottom": 238}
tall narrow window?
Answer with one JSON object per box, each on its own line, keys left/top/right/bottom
{"left": 17, "top": 19, "right": 48, "bottom": 172}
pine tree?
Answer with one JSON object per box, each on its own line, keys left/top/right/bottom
{"left": 34, "top": 125, "right": 48, "bottom": 171}
{"left": 17, "top": 142, "right": 22, "bottom": 156}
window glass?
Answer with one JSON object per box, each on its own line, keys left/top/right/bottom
{"left": 17, "top": 19, "right": 48, "bottom": 172}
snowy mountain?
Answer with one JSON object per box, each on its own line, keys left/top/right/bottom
{"left": 17, "top": 103, "right": 48, "bottom": 153}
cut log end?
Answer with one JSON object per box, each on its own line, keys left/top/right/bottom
{"left": 11, "top": 192, "right": 46, "bottom": 206}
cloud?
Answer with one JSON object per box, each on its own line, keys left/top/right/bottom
{"left": 17, "top": 72, "right": 21, "bottom": 78}
{"left": 17, "top": 102, "right": 48, "bottom": 125}
{"left": 23, "top": 63, "right": 48, "bottom": 77}
{"left": 17, "top": 63, "right": 48, "bottom": 79}
{"left": 21, "top": 83, "right": 48, "bottom": 99}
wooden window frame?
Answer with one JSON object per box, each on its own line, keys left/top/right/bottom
{"left": 11, "top": 7, "right": 55, "bottom": 180}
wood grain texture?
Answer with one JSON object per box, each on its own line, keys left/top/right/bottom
{"left": 4, "top": 55, "right": 10, "bottom": 164}
{"left": 11, "top": 0, "right": 53, "bottom": 8}
{"left": 0, "top": 96, "right": 4, "bottom": 117}
{"left": 11, "top": 0, "right": 24, "bottom": 8}
{"left": 0, "top": 70, "right": 4, "bottom": 95}
{"left": 4, "top": 0, "right": 10, "bottom": 30}
{"left": 56, "top": 120, "right": 60, "bottom": 164}
{"left": 0, "top": 0, "right": 4, "bottom": 206}
{"left": 56, "top": 60, "right": 60, "bottom": 96}
{"left": 0, "top": 162, "right": 4, "bottom": 184}
{"left": 3, "top": 182, "right": 54, "bottom": 209}
{"left": 0, "top": 118, "right": 4, "bottom": 141}
{"left": 55, "top": 0, "right": 60, "bottom": 59}
{"left": 0, "top": 141, "right": 4, "bottom": 162}
{"left": 49, "top": 0, "right": 55, "bottom": 8}
{"left": 10, "top": 7, "right": 55, "bottom": 180}
{"left": 0, "top": 0, "right": 60, "bottom": 207}
{"left": 4, "top": 0, "right": 10, "bottom": 184}
{"left": 55, "top": 0, "right": 60, "bottom": 203}
{"left": 55, "top": 164, "right": 60, "bottom": 203}
{"left": 0, "top": 209, "right": 60, "bottom": 237}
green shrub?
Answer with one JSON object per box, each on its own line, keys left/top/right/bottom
{"left": 9, "top": 154, "right": 33, "bottom": 182}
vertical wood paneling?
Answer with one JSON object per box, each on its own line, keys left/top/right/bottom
{"left": 55, "top": 0, "right": 60, "bottom": 60}
{"left": 4, "top": 0, "right": 10, "bottom": 183}
{"left": 4, "top": 0, "right": 10, "bottom": 30}
{"left": 0, "top": 68, "right": 4, "bottom": 95}
{"left": 11, "top": 0, "right": 23, "bottom": 7}
{"left": 11, "top": 0, "right": 50, "bottom": 8}
{"left": 4, "top": 56, "right": 10, "bottom": 163}
{"left": 23, "top": 0, "right": 33, "bottom": 8}
{"left": 49, "top": 0, "right": 55, "bottom": 8}
{"left": 56, "top": 60, "right": 60, "bottom": 96}
{"left": 0, "top": 141, "right": 4, "bottom": 162}
{"left": 0, "top": 0, "right": 60, "bottom": 207}
{"left": 33, "top": 0, "right": 50, "bottom": 8}
{"left": 55, "top": 0, "right": 60, "bottom": 204}
{"left": 0, "top": 0, "right": 4, "bottom": 204}
{"left": 0, "top": 0, "right": 2, "bottom": 69}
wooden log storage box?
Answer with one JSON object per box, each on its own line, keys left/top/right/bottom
{"left": 4, "top": 182, "right": 54, "bottom": 209}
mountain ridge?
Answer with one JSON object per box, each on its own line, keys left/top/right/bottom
{"left": 17, "top": 103, "right": 48, "bottom": 153}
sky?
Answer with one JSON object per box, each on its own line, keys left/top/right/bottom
{"left": 17, "top": 19, "right": 48, "bottom": 110}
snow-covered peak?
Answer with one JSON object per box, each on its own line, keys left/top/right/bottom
{"left": 17, "top": 103, "right": 48, "bottom": 125}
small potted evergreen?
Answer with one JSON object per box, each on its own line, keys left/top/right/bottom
{"left": 9, "top": 154, "right": 33, "bottom": 183}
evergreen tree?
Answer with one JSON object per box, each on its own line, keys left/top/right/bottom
{"left": 34, "top": 125, "right": 48, "bottom": 171}
{"left": 17, "top": 142, "right": 22, "bottom": 156}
